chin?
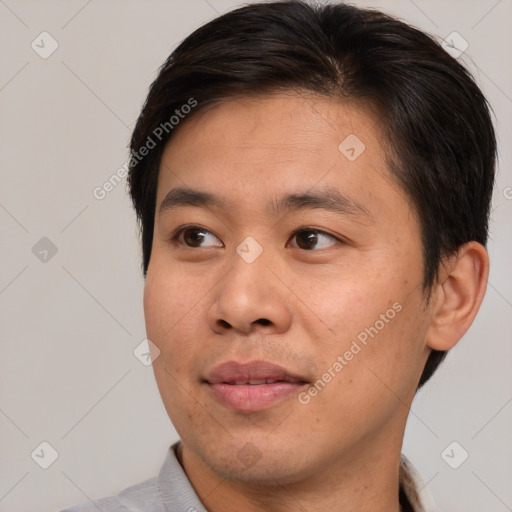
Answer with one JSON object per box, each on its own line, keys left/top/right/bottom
{"left": 193, "top": 435, "right": 315, "bottom": 486}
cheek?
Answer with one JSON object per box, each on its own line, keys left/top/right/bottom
{"left": 144, "top": 263, "right": 204, "bottom": 421}
{"left": 143, "top": 281, "right": 164, "bottom": 340}
{"left": 303, "top": 267, "right": 427, "bottom": 408}
{"left": 330, "top": 297, "right": 426, "bottom": 406}
{"left": 143, "top": 260, "right": 203, "bottom": 360}
{"left": 145, "top": 256, "right": 194, "bottom": 327}
{"left": 303, "top": 272, "right": 396, "bottom": 349}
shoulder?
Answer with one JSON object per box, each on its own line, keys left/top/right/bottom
{"left": 59, "top": 475, "right": 160, "bottom": 512}
{"left": 59, "top": 442, "right": 202, "bottom": 512}
{"left": 58, "top": 496, "right": 127, "bottom": 512}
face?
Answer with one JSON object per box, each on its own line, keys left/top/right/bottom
{"left": 144, "top": 93, "right": 433, "bottom": 485}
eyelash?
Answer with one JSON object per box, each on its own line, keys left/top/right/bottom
{"left": 170, "top": 225, "right": 342, "bottom": 250}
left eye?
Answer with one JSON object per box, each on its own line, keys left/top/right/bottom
{"left": 288, "top": 229, "right": 339, "bottom": 250}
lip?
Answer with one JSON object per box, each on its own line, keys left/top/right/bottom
{"left": 204, "top": 360, "right": 308, "bottom": 412}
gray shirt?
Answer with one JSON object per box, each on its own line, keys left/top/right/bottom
{"left": 59, "top": 442, "right": 440, "bottom": 512}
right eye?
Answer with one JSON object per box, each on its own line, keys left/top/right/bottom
{"left": 172, "top": 226, "right": 223, "bottom": 248}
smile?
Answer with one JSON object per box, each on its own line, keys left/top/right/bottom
{"left": 204, "top": 360, "right": 309, "bottom": 412}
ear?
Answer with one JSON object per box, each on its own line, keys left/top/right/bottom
{"left": 426, "top": 242, "right": 489, "bottom": 351}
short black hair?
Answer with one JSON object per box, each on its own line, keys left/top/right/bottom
{"left": 127, "top": 0, "right": 496, "bottom": 387}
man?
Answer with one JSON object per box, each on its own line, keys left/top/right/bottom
{"left": 61, "top": 1, "right": 496, "bottom": 510}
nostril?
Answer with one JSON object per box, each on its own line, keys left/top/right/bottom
{"left": 256, "top": 318, "right": 271, "bottom": 326}
{"left": 218, "top": 319, "right": 231, "bottom": 328}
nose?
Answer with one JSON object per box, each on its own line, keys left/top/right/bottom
{"left": 206, "top": 250, "right": 293, "bottom": 336}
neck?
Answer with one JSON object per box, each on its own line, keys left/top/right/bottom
{"left": 177, "top": 431, "right": 405, "bottom": 512}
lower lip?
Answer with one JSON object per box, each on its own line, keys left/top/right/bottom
{"left": 207, "top": 382, "right": 305, "bottom": 412}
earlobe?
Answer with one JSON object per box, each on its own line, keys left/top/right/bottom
{"left": 426, "top": 242, "right": 489, "bottom": 351}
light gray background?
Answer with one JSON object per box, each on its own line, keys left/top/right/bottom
{"left": 0, "top": 1, "right": 510, "bottom": 511}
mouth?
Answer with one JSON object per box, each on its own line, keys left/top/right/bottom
{"left": 204, "top": 360, "right": 309, "bottom": 412}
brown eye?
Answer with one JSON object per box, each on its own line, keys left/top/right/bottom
{"left": 290, "top": 229, "right": 338, "bottom": 250}
{"left": 177, "top": 227, "right": 222, "bottom": 248}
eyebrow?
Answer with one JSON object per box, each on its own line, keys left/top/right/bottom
{"left": 159, "top": 186, "right": 372, "bottom": 219}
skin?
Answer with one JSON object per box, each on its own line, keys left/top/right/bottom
{"left": 143, "top": 92, "right": 489, "bottom": 512}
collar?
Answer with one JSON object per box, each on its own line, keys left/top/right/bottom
{"left": 400, "top": 455, "right": 442, "bottom": 512}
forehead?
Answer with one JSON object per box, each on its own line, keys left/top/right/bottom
{"left": 156, "top": 92, "right": 409, "bottom": 225}
{"left": 162, "top": 92, "right": 384, "bottom": 163}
